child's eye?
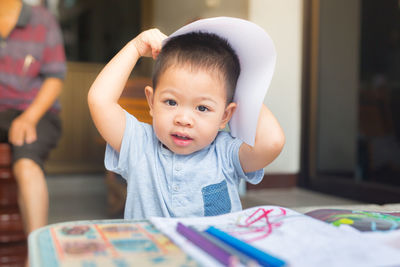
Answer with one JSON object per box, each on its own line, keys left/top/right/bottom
{"left": 165, "top": 99, "right": 177, "bottom": 106}
{"left": 197, "top": 105, "right": 209, "bottom": 112}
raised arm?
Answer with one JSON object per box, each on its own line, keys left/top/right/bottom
{"left": 239, "top": 104, "right": 285, "bottom": 173}
{"left": 88, "top": 29, "right": 167, "bottom": 152}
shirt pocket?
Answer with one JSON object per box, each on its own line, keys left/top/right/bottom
{"left": 202, "top": 180, "right": 231, "bottom": 216}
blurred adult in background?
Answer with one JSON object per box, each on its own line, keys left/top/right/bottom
{"left": 0, "top": 0, "right": 66, "bottom": 234}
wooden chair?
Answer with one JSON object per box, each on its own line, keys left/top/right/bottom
{"left": 118, "top": 77, "right": 152, "bottom": 124}
{"left": 105, "top": 77, "right": 152, "bottom": 217}
{"left": 0, "top": 143, "right": 27, "bottom": 266}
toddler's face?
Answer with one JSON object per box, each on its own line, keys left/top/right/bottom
{"left": 145, "top": 66, "right": 236, "bottom": 155}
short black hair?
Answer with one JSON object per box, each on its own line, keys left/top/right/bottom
{"left": 152, "top": 32, "right": 240, "bottom": 104}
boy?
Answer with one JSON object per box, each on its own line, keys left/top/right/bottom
{"left": 88, "top": 18, "right": 284, "bottom": 219}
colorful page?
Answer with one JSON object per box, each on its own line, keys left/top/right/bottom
{"left": 305, "top": 208, "right": 400, "bottom": 232}
{"left": 29, "top": 220, "right": 200, "bottom": 267}
{"left": 150, "top": 206, "right": 400, "bottom": 267}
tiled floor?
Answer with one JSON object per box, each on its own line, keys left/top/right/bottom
{"left": 47, "top": 174, "right": 365, "bottom": 224}
{"left": 48, "top": 174, "right": 110, "bottom": 224}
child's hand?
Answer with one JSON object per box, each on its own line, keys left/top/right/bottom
{"left": 133, "top": 29, "right": 168, "bottom": 59}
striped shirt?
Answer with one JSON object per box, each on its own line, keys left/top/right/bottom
{"left": 0, "top": 3, "right": 66, "bottom": 112}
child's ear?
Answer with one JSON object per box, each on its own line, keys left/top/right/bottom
{"left": 219, "top": 102, "right": 237, "bottom": 129}
{"left": 144, "top": 86, "right": 154, "bottom": 117}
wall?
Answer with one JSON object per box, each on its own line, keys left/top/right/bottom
{"left": 45, "top": 62, "right": 106, "bottom": 173}
{"left": 249, "top": 0, "right": 303, "bottom": 174}
{"left": 153, "top": 0, "right": 248, "bottom": 35}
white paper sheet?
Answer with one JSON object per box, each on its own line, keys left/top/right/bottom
{"left": 150, "top": 206, "right": 400, "bottom": 267}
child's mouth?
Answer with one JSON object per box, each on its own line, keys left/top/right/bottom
{"left": 172, "top": 134, "right": 191, "bottom": 140}
{"left": 171, "top": 134, "right": 193, "bottom": 146}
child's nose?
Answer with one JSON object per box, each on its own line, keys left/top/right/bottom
{"left": 174, "top": 111, "right": 193, "bottom": 127}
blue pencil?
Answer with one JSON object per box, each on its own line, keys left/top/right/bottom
{"left": 205, "top": 226, "right": 286, "bottom": 267}
{"left": 176, "top": 222, "right": 238, "bottom": 266}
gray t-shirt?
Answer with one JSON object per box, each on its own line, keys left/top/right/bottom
{"left": 105, "top": 111, "right": 264, "bottom": 219}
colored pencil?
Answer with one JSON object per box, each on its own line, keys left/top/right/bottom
{"left": 205, "top": 226, "right": 286, "bottom": 267}
{"left": 191, "top": 227, "right": 260, "bottom": 267}
{"left": 176, "top": 222, "right": 238, "bottom": 267}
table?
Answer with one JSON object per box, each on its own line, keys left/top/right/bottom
{"left": 29, "top": 205, "right": 400, "bottom": 267}
{"left": 28, "top": 219, "right": 200, "bottom": 267}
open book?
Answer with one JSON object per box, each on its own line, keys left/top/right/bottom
{"left": 150, "top": 205, "right": 400, "bottom": 267}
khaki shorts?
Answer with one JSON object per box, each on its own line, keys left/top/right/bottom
{"left": 0, "top": 109, "right": 62, "bottom": 170}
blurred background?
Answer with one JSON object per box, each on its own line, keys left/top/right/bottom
{"left": 22, "top": 0, "right": 400, "bottom": 221}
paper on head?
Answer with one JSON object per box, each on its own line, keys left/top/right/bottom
{"left": 167, "top": 17, "right": 276, "bottom": 146}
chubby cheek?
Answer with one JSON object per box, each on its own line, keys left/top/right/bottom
{"left": 152, "top": 116, "right": 168, "bottom": 138}
{"left": 197, "top": 121, "right": 220, "bottom": 143}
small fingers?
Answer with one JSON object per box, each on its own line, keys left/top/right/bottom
{"left": 148, "top": 29, "right": 167, "bottom": 59}
{"left": 138, "top": 28, "right": 167, "bottom": 59}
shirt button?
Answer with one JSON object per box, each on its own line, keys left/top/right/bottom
{"left": 173, "top": 185, "right": 179, "bottom": 191}
{"left": 175, "top": 165, "right": 182, "bottom": 171}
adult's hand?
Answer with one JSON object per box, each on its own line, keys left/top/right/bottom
{"left": 9, "top": 114, "right": 37, "bottom": 146}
